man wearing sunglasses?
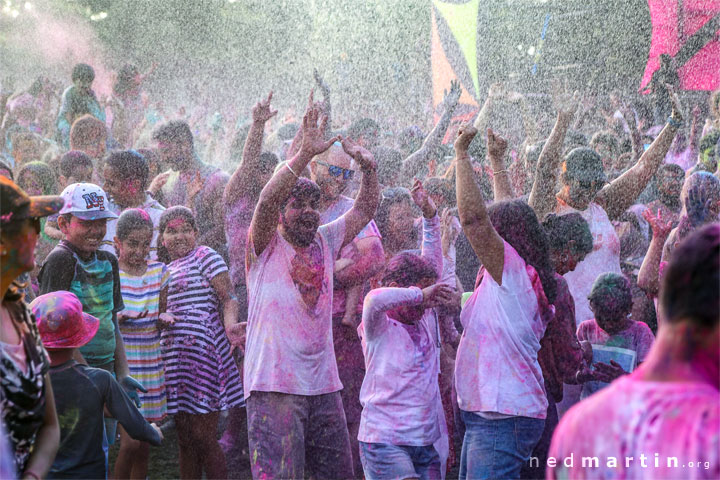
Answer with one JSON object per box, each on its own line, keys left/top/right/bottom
{"left": 309, "top": 143, "right": 385, "bottom": 474}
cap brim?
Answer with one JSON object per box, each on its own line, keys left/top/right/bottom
{"left": 43, "top": 312, "right": 100, "bottom": 349}
{"left": 69, "top": 210, "right": 119, "bottom": 220}
{"left": 27, "top": 195, "right": 64, "bottom": 219}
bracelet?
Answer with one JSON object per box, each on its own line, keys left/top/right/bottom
{"left": 285, "top": 162, "right": 299, "bottom": 178}
{"left": 493, "top": 169, "right": 509, "bottom": 175}
{"left": 666, "top": 116, "right": 683, "bottom": 129}
{"left": 23, "top": 471, "right": 41, "bottom": 480}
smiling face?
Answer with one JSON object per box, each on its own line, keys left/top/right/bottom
{"left": 311, "top": 146, "right": 354, "bottom": 202}
{"left": 58, "top": 215, "right": 107, "bottom": 255}
{"left": 161, "top": 218, "right": 197, "bottom": 260}
{"left": 115, "top": 228, "right": 152, "bottom": 268}
{"left": 280, "top": 194, "right": 321, "bottom": 248}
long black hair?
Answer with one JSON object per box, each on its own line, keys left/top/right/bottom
{"left": 488, "top": 200, "right": 557, "bottom": 303}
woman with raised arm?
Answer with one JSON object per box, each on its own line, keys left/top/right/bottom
{"left": 453, "top": 124, "right": 557, "bottom": 479}
{"left": 529, "top": 89, "right": 683, "bottom": 327}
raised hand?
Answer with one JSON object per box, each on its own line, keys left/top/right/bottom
{"left": 488, "top": 82, "right": 505, "bottom": 100}
{"left": 410, "top": 179, "right": 437, "bottom": 219}
{"left": 553, "top": 90, "right": 581, "bottom": 118}
{"left": 486, "top": 128, "right": 508, "bottom": 159}
{"left": 667, "top": 84, "right": 684, "bottom": 122}
{"left": 454, "top": 123, "right": 478, "bottom": 154}
{"left": 642, "top": 208, "right": 673, "bottom": 239}
{"left": 685, "top": 183, "right": 715, "bottom": 227}
{"left": 421, "top": 283, "right": 455, "bottom": 309}
{"left": 340, "top": 136, "right": 376, "bottom": 172}
{"left": 299, "top": 92, "right": 338, "bottom": 157}
{"left": 252, "top": 91, "right": 278, "bottom": 124}
{"left": 442, "top": 79, "right": 462, "bottom": 111}
{"left": 441, "top": 208, "right": 461, "bottom": 255}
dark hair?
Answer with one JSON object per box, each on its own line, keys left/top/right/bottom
{"left": 136, "top": 148, "right": 161, "bottom": 177}
{"left": 565, "top": 130, "right": 589, "bottom": 150}
{"left": 116, "top": 208, "right": 154, "bottom": 240}
{"left": 258, "top": 152, "right": 279, "bottom": 174}
{"left": 105, "top": 150, "right": 150, "bottom": 189}
{"left": 152, "top": 120, "right": 194, "bottom": 147}
{"left": 376, "top": 187, "right": 414, "bottom": 240}
{"left": 382, "top": 251, "right": 438, "bottom": 287}
{"left": 276, "top": 123, "right": 299, "bottom": 141}
{"left": 373, "top": 146, "right": 403, "bottom": 186}
{"left": 542, "top": 213, "right": 593, "bottom": 256}
{"left": 660, "top": 223, "right": 719, "bottom": 328}
{"left": 590, "top": 131, "right": 620, "bottom": 154}
{"left": 348, "top": 118, "right": 380, "bottom": 139}
{"left": 113, "top": 64, "right": 140, "bottom": 96}
{"left": 488, "top": 200, "right": 557, "bottom": 303}
{"left": 657, "top": 162, "right": 684, "bottom": 179}
{"left": 71, "top": 63, "right": 95, "bottom": 83}
{"left": 588, "top": 272, "right": 633, "bottom": 319}
{"left": 69, "top": 114, "right": 107, "bottom": 149}
{"left": 281, "top": 177, "right": 321, "bottom": 211}
{"left": 158, "top": 206, "right": 197, "bottom": 264}
{"left": 424, "top": 177, "right": 455, "bottom": 208}
{"left": 562, "top": 147, "right": 607, "bottom": 184}
{"left": 60, "top": 150, "right": 93, "bottom": 178}
{"left": 17, "top": 161, "right": 56, "bottom": 195}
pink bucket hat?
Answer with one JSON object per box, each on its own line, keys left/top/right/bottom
{"left": 30, "top": 291, "right": 99, "bottom": 349}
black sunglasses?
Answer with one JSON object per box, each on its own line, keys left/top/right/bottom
{"left": 316, "top": 161, "right": 354, "bottom": 180}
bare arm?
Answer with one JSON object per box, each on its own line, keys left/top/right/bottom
{"left": 401, "top": 80, "right": 461, "bottom": 182}
{"left": 21, "top": 375, "right": 60, "bottom": 480}
{"left": 334, "top": 236, "right": 385, "bottom": 287}
{"left": 454, "top": 124, "right": 505, "bottom": 283}
{"left": 210, "top": 271, "right": 242, "bottom": 349}
{"left": 339, "top": 138, "right": 380, "bottom": 248}
{"left": 638, "top": 208, "right": 675, "bottom": 296}
{"left": 224, "top": 91, "right": 277, "bottom": 204}
{"left": 314, "top": 69, "right": 332, "bottom": 138}
{"left": 410, "top": 179, "right": 443, "bottom": 277}
{"left": 528, "top": 92, "right": 579, "bottom": 220}
{"left": 250, "top": 96, "right": 338, "bottom": 256}
{"left": 487, "top": 128, "right": 514, "bottom": 201}
{"left": 595, "top": 91, "right": 682, "bottom": 220}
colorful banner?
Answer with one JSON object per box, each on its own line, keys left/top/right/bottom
{"left": 641, "top": 0, "right": 720, "bottom": 91}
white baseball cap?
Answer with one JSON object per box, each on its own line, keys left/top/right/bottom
{"left": 59, "top": 183, "right": 118, "bottom": 220}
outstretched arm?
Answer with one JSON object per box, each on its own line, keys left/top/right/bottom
{"left": 224, "top": 91, "right": 278, "bottom": 204}
{"left": 339, "top": 137, "right": 380, "bottom": 248}
{"left": 250, "top": 94, "right": 338, "bottom": 256}
{"left": 454, "top": 124, "right": 505, "bottom": 283}
{"left": 401, "top": 80, "right": 461, "bottom": 182}
{"left": 528, "top": 91, "right": 580, "bottom": 220}
{"left": 595, "top": 88, "right": 682, "bottom": 220}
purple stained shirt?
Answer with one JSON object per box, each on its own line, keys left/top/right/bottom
{"left": 225, "top": 194, "right": 255, "bottom": 290}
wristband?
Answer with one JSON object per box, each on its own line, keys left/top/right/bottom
{"left": 285, "top": 162, "right": 299, "bottom": 178}
{"left": 666, "top": 116, "right": 683, "bottom": 129}
{"left": 493, "top": 169, "right": 509, "bottom": 175}
{"left": 23, "top": 471, "right": 41, "bottom": 480}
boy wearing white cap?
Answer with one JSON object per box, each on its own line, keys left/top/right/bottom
{"left": 38, "top": 183, "right": 145, "bottom": 440}
{"left": 31, "top": 291, "right": 162, "bottom": 479}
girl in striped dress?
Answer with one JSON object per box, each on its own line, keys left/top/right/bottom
{"left": 158, "top": 206, "right": 244, "bottom": 479}
{"left": 113, "top": 208, "right": 170, "bottom": 480}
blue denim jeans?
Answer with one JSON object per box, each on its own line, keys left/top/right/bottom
{"left": 359, "top": 442, "right": 441, "bottom": 480}
{"left": 459, "top": 411, "right": 545, "bottom": 480}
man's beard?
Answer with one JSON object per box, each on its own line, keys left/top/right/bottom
{"left": 282, "top": 213, "right": 319, "bottom": 247}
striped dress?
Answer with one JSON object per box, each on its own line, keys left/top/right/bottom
{"left": 162, "top": 246, "right": 244, "bottom": 414}
{"left": 118, "top": 261, "right": 169, "bottom": 422}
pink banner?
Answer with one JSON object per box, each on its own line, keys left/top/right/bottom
{"left": 641, "top": 0, "right": 720, "bottom": 91}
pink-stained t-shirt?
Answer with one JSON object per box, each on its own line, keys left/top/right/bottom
{"left": 577, "top": 320, "right": 655, "bottom": 364}
{"left": 357, "top": 287, "right": 443, "bottom": 446}
{"left": 244, "top": 217, "right": 346, "bottom": 398}
{"left": 558, "top": 200, "right": 622, "bottom": 326}
{"left": 548, "top": 372, "right": 720, "bottom": 480}
{"left": 454, "top": 241, "right": 554, "bottom": 419}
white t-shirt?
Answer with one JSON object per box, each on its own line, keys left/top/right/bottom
{"left": 244, "top": 217, "right": 346, "bottom": 398}
{"left": 358, "top": 287, "right": 443, "bottom": 446}
{"left": 558, "top": 200, "right": 621, "bottom": 326}
{"left": 455, "top": 241, "right": 551, "bottom": 419}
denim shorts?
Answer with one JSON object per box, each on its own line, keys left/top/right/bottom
{"left": 459, "top": 411, "right": 545, "bottom": 480}
{"left": 359, "top": 441, "right": 442, "bottom": 480}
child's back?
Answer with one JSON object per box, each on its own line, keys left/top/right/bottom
{"left": 47, "top": 360, "right": 161, "bottom": 479}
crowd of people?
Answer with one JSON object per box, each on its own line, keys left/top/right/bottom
{"left": 0, "top": 60, "right": 718, "bottom": 480}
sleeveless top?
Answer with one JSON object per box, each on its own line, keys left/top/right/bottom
{"left": 0, "top": 299, "right": 50, "bottom": 473}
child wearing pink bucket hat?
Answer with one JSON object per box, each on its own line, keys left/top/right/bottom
{"left": 31, "top": 291, "right": 163, "bottom": 479}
